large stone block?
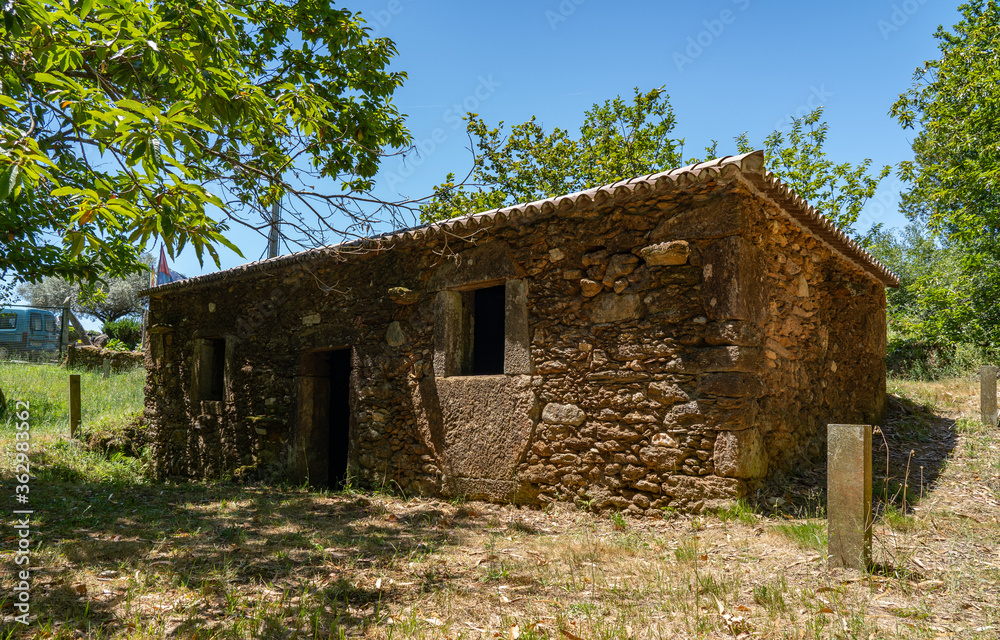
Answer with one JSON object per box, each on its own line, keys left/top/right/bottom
{"left": 698, "top": 346, "right": 763, "bottom": 373}
{"left": 700, "top": 236, "right": 766, "bottom": 323}
{"left": 542, "top": 403, "right": 586, "bottom": 426}
{"left": 650, "top": 199, "right": 748, "bottom": 240}
{"left": 504, "top": 279, "right": 532, "bottom": 374}
{"left": 433, "top": 290, "right": 466, "bottom": 377}
{"left": 648, "top": 381, "right": 689, "bottom": 406}
{"left": 441, "top": 476, "right": 518, "bottom": 502}
{"left": 588, "top": 292, "right": 646, "bottom": 324}
{"left": 662, "top": 398, "right": 758, "bottom": 432}
{"left": 428, "top": 240, "right": 524, "bottom": 290}
{"left": 699, "top": 372, "right": 764, "bottom": 398}
{"left": 714, "top": 428, "right": 767, "bottom": 478}
{"left": 661, "top": 475, "right": 746, "bottom": 500}
{"left": 639, "top": 446, "right": 683, "bottom": 471}
{"left": 412, "top": 375, "right": 537, "bottom": 480}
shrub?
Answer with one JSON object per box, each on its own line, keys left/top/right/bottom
{"left": 103, "top": 318, "right": 141, "bottom": 346}
{"left": 104, "top": 338, "right": 130, "bottom": 352}
{"left": 887, "top": 334, "right": 998, "bottom": 380}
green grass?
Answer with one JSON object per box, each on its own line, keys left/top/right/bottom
{"left": 773, "top": 520, "right": 827, "bottom": 551}
{"left": 713, "top": 499, "right": 759, "bottom": 524}
{"left": 0, "top": 362, "right": 149, "bottom": 485}
{"left": 0, "top": 361, "right": 145, "bottom": 435}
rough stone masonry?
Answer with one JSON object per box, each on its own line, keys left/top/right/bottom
{"left": 141, "top": 151, "right": 898, "bottom": 514}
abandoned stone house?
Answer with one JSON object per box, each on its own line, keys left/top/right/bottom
{"left": 142, "top": 150, "right": 898, "bottom": 513}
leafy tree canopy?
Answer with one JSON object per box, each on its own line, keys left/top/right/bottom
{"left": 885, "top": 1, "right": 1000, "bottom": 352}
{"left": 891, "top": 0, "right": 1000, "bottom": 253}
{"left": 420, "top": 88, "right": 685, "bottom": 223}
{"left": 732, "top": 108, "right": 890, "bottom": 234}
{"left": 16, "top": 254, "right": 154, "bottom": 322}
{"left": 0, "top": 0, "right": 410, "bottom": 286}
{"left": 422, "top": 89, "right": 889, "bottom": 236}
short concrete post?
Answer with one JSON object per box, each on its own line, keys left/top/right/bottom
{"left": 102, "top": 359, "right": 111, "bottom": 379}
{"left": 980, "top": 366, "right": 997, "bottom": 427}
{"left": 60, "top": 302, "right": 71, "bottom": 360}
{"left": 69, "top": 374, "right": 81, "bottom": 438}
{"left": 827, "top": 424, "right": 872, "bottom": 570}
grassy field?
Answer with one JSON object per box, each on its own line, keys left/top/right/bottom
{"left": 0, "top": 364, "right": 998, "bottom": 639}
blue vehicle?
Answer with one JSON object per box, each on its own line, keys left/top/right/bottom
{"left": 0, "top": 307, "right": 62, "bottom": 361}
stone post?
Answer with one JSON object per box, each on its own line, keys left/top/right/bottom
{"left": 827, "top": 424, "right": 872, "bottom": 570}
{"left": 69, "top": 374, "right": 81, "bottom": 438}
{"left": 102, "top": 359, "right": 111, "bottom": 379}
{"left": 60, "top": 302, "right": 71, "bottom": 361}
{"left": 980, "top": 366, "right": 997, "bottom": 427}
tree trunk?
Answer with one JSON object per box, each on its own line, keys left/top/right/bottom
{"left": 67, "top": 311, "right": 92, "bottom": 346}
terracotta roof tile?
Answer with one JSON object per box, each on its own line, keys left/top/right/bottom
{"left": 142, "top": 150, "right": 900, "bottom": 295}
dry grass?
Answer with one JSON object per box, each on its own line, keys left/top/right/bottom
{"left": 0, "top": 375, "right": 997, "bottom": 639}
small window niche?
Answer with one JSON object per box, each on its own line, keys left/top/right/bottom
{"left": 193, "top": 337, "right": 228, "bottom": 403}
{"left": 433, "top": 279, "right": 530, "bottom": 377}
{"left": 470, "top": 284, "right": 506, "bottom": 375}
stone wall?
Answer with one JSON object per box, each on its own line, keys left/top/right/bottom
{"left": 66, "top": 345, "right": 144, "bottom": 371}
{"left": 144, "top": 173, "right": 889, "bottom": 513}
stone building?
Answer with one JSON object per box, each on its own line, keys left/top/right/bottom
{"left": 142, "top": 151, "right": 898, "bottom": 513}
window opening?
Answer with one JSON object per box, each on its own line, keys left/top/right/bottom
{"left": 195, "top": 338, "right": 227, "bottom": 402}
{"left": 470, "top": 284, "right": 505, "bottom": 375}
{"left": 207, "top": 338, "right": 225, "bottom": 401}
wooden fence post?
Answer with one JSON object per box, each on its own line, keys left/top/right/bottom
{"left": 828, "top": 424, "right": 873, "bottom": 570}
{"left": 69, "top": 374, "right": 81, "bottom": 438}
{"left": 980, "top": 366, "right": 997, "bottom": 427}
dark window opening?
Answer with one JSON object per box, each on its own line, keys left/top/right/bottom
{"left": 195, "top": 338, "right": 226, "bottom": 402}
{"left": 471, "top": 284, "right": 505, "bottom": 375}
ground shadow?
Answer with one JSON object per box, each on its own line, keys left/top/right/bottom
{"left": 748, "top": 392, "right": 959, "bottom": 520}
{"left": 0, "top": 473, "right": 529, "bottom": 637}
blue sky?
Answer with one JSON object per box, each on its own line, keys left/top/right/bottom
{"left": 56, "top": 1, "right": 972, "bottom": 299}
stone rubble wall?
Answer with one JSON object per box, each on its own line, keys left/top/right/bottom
{"left": 752, "top": 195, "right": 887, "bottom": 475}
{"left": 66, "top": 344, "right": 144, "bottom": 371}
{"left": 144, "top": 178, "right": 887, "bottom": 513}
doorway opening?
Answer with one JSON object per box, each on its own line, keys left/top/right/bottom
{"left": 298, "top": 348, "right": 352, "bottom": 489}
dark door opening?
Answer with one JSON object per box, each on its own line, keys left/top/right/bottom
{"left": 471, "top": 284, "right": 506, "bottom": 374}
{"left": 298, "top": 348, "right": 352, "bottom": 489}
{"left": 326, "top": 349, "right": 352, "bottom": 489}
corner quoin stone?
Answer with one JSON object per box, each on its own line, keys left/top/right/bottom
{"left": 714, "top": 428, "right": 767, "bottom": 478}
{"left": 827, "top": 424, "right": 873, "bottom": 570}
